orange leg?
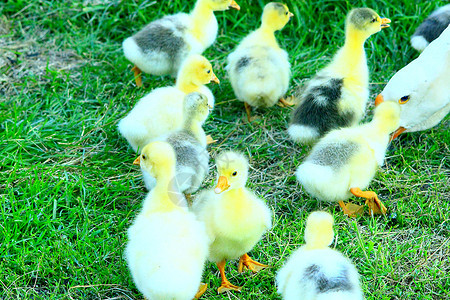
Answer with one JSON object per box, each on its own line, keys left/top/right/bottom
{"left": 238, "top": 253, "right": 269, "bottom": 273}
{"left": 216, "top": 260, "right": 241, "bottom": 293}
{"left": 194, "top": 282, "right": 208, "bottom": 299}
{"left": 184, "top": 193, "right": 192, "bottom": 205}
{"left": 350, "top": 187, "right": 387, "bottom": 215}
{"left": 131, "top": 65, "right": 142, "bottom": 87}
{"left": 244, "top": 102, "right": 252, "bottom": 122}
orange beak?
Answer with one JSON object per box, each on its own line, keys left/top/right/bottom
{"left": 211, "top": 72, "right": 220, "bottom": 84}
{"left": 133, "top": 156, "right": 141, "bottom": 166}
{"left": 390, "top": 126, "right": 406, "bottom": 141}
{"left": 381, "top": 18, "right": 391, "bottom": 29}
{"left": 375, "top": 94, "right": 384, "bottom": 106}
{"left": 229, "top": 0, "right": 240, "bottom": 10}
{"left": 214, "top": 176, "right": 230, "bottom": 194}
{"left": 288, "top": 12, "right": 294, "bottom": 18}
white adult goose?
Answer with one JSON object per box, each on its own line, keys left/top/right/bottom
{"left": 376, "top": 24, "right": 450, "bottom": 139}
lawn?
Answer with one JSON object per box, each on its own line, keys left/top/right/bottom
{"left": 1, "top": 0, "right": 449, "bottom": 299}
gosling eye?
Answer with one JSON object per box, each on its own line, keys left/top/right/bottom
{"left": 232, "top": 171, "right": 237, "bottom": 176}
{"left": 142, "top": 155, "right": 146, "bottom": 160}
{"left": 399, "top": 95, "right": 410, "bottom": 104}
{"left": 285, "top": 12, "right": 288, "bottom": 15}
{"left": 371, "top": 18, "right": 377, "bottom": 23}
{"left": 207, "top": 70, "right": 211, "bottom": 74}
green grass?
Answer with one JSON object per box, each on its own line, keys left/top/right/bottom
{"left": 1, "top": 0, "right": 449, "bottom": 299}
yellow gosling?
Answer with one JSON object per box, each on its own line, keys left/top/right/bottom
{"left": 296, "top": 101, "right": 400, "bottom": 217}
{"left": 193, "top": 151, "right": 272, "bottom": 293}
{"left": 288, "top": 8, "right": 391, "bottom": 144}
{"left": 140, "top": 92, "right": 211, "bottom": 193}
{"left": 277, "top": 211, "right": 364, "bottom": 299}
{"left": 123, "top": 0, "right": 239, "bottom": 85}
{"left": 227, "top": 2, "right": 293, "bottom": 121}
{"left": 118, "top": 55, "right": 218, "bottom": 152}
{"left": 125, "top": 141, "right": 210, "bottom": 299}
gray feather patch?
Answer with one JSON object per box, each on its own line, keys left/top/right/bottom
{"left": 303, "top": 264, "right": 353, "bottom": 293}
{"left": 290, "top": 77, "right": 355, "bottom": 137}
{"left": 348, "top": 8, "right": 377, "bottom": 30}
{"left": 166, "top": 132, "right": 209, "bottom": 194}
{"left": 412, "top": 10, "right": 450, "bottom": 43}
{"left": 235, "top": 56, "right": 252, "bottom": 72}
{"left": 271, "top": 2, "right": 286, "bottom": 14}
{"left": 308, "top": 141, "right": 359, "bottom": 170}
{"left": 133, "top": 17, "right": 187, "bottom": 60}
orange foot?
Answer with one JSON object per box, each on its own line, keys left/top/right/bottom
{"left": 365, "top": 196, "right": 388, "bottom": 215}
{"left": 216, "top": 260, "right": 241, "bottom": 294}
{"left": 238, "top": 253, "right": 269, "bottom": 273}
{"left": 277, "top": 96, "right": 295, "bottom": 107}
{"left": 350, "top": 187, "right": 388, "bottom": 215}
{"left": 217, "top": 281, "right": 241, "bottom": 293}
{"left": 338, "top": 201, "right": 364, "bottom": 217}
{"left": 194, "top": 283, "right": 208, "bottom": 299}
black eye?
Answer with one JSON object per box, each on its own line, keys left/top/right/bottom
{"left": 232, "top": 171, "right": 237, "bottom": 176}
{"left": 285, "top": 12, "right": 288, "bottom": 15}
{"left": 371, "top": 18, "right": 377, "bottom": 23}
{"left": 399, "top": 95, "right": 410, "bottom": 104}
{"left": 207, "top": 70, "right": 211, "bottom": 74}
{"left": 142, "top": 155, "right": 146, "bottom": 160}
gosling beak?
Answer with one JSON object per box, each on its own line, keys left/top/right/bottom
{"left": 133, "top": 156, "right": 141, "bottom": 166}
{"left": 390, "top": 126, "right": 406, "bottom": 141}
{"left": 229, "top": 0, "right": 240, "bottom": 10}
{"left": 381, "top": 18, "right": 391, "bottom": 29}
{"left": 288, "top": 12, "right": 294, "bottom": 18}
{"left": 208, "top": 104, "right": 213, "bottom": 109}
{"left": 211, "top": 72, "right": 220, "bottom": 84}
{"left": 375, "top": 94, "right": 384, "bottom": 106}
{"left": 214, "top": 176, "right": 230, "bottom": 194}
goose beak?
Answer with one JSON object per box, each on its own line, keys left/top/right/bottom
{"left": 133, "top": 156, "right": 141, "bottom": 166}
{"left": 390, "top": 126, "right": 406, "bottom": 141}
{"left": 381, "top": 18, "right": 391, "bottom": 29}
{"left": 214, "top": 176, "right": 230, "bottom": 194}
{"left": 229, "top": 0, "right": 240, "bottom": 10}
{"left": 288, "top": 12, "right": 294, "bottom": 18}
{"left": 375, "top": 94, "right": 384, "bottom": 106}
{"left": 211, "top": 72, "right": 220, "bottom": 84}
